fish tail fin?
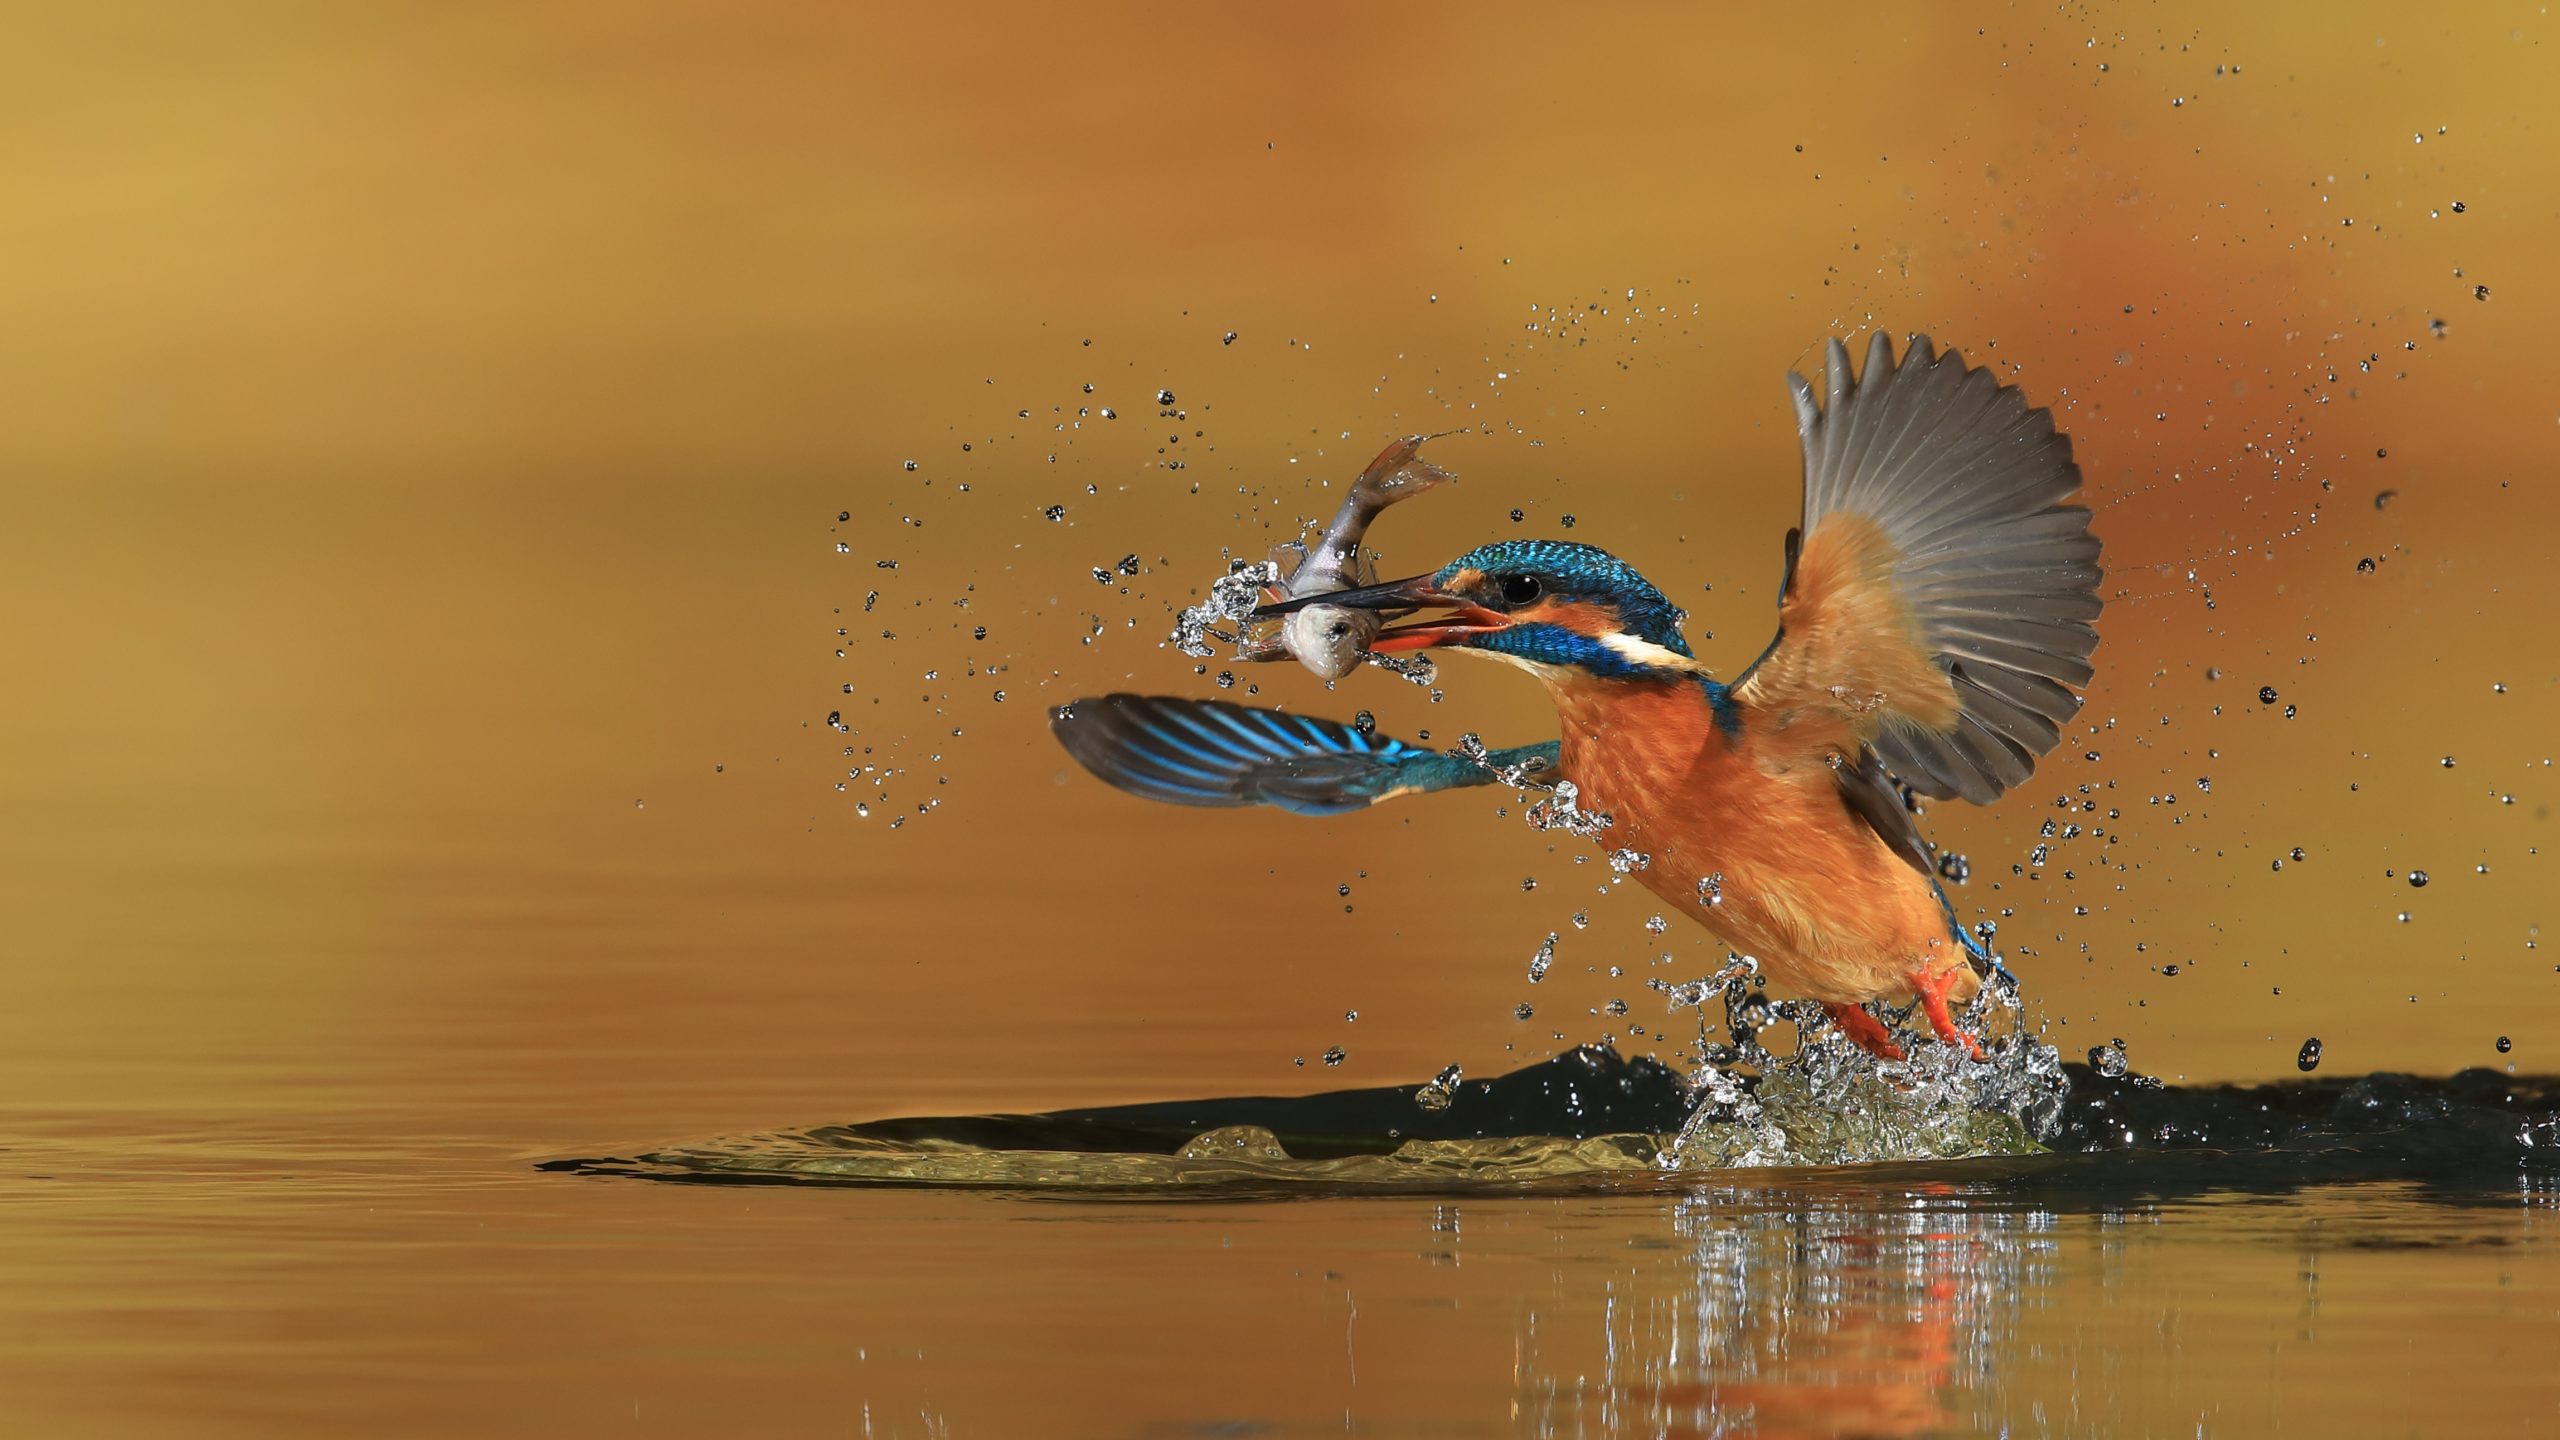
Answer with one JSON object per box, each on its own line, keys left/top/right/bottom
{"left": 1349, "top": 434, "right": 1459, "bottom": 509}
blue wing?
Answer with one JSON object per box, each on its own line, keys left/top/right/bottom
{"left": 1049, "top": 693, "right": 1560, "bottom": 817}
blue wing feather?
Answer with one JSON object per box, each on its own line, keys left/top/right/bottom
{"left": 1050, "top": 694, "right": 1558, "bottom": 816}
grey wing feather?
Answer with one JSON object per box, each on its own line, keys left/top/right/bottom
{"left": 1834, "top": 745, "right": 1933, "bottom": 879}
{"left": 1788, "top": 331, "right": 2102, "bottom": 803}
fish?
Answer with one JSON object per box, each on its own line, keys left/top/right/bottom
{"left": 1240, "top": 433, "right": 1456, "bottom": 680}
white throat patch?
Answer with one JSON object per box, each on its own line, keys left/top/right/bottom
{"left": 1599, "top": 632, "right": 1706, "bottom": 674}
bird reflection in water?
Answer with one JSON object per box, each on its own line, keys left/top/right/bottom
{"left": 1513, "top": 1188, "right": 2049, "bottom": 1439}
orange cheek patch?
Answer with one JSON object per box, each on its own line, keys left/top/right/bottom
{"left": 1517, "top": 598, "right": 1620, "bottom": 637}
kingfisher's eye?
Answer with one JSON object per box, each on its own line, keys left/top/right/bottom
{"left": 1499, "top": 573, "right": 1543, "bottom": 606}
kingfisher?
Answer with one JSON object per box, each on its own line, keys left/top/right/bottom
{"left": 1050, "top": 333, "right": 2099, "bottom": 1060}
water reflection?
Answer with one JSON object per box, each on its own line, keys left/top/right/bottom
{"left": 543, "top": 1056, "right": 2560, "bottom": 1429}
{"left": 1518, "top": 1190, "right": 2044, "bottom": 1438}
{"left": 1485, "top": 1171, "right": 2560, "bottom": 1440}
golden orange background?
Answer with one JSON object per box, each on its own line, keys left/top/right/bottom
{"left": 5, "top": 3, "right": 2554, "bottom": 1139}
{"left": 5, "top": 6, "right": 2560, "bottom": 1435}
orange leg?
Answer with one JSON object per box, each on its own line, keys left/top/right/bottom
{"left": 1823, "top": 1002, "right": 1906, "bottom": 1062}
{"left": 1910, "top": 965, "right": 1986, "bottom": 1061}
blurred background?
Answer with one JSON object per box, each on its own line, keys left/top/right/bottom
{"left": 4, "top": 1, "right": 2554, "bottom": 1160}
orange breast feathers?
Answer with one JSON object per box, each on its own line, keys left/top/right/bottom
{"left": 1733, "top": 514, "right": 1958, "bottom": 753}
{"left": 1549, "top": 676, "right": 1728, "bottom": 797}
{"left": 1553, "top": 676, "right": 1965, "bottom": 1003}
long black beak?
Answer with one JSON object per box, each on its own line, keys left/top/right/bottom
{"left": 1251, "top": 572, "right": 1513, "bottom": 653}
{"left": 1250, "top": 572, "right": 1445, "bottom": 620}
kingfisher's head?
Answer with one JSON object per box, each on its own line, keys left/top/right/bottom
{"left": 1256, "top": 538, "right": 1696, "bottom": 681}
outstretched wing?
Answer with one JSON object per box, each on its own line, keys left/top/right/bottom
{"left": 1733, "top": 332, "right": 2101, "bottom": 804}
{"left": 1049, "top": 693, "right": 1558, "bottom": 817}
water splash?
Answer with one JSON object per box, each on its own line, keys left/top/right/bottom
{"left": 1362, "top": 651, "right": 1439, "bottom": 686}
{"left": 1648, "top": 955, "right": 2068, "bottom": 1169}
{"left": 1526, "top": 779, "right": 1615, "bottom": 841}
{"left": 1171, "top": 559, "right": 1278, "bottom": 658}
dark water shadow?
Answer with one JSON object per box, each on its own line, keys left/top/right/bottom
{"left": 543, "top": 1046, "right": 2560, "bottom": 1207}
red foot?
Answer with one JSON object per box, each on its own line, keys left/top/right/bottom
{"left": 1824, "top": 1002, "right": 1906, "bottom": 1062}
{"left": 1910, "top": 964, "right": 1986, "bottom": 1061}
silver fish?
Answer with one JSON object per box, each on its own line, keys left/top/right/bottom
{"left": 1242, "top": 433, "right": 1456, "bottom": 680}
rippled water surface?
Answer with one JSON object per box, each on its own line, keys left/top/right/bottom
{"left": 11, "top": 1047, "right": 2556, "bottom": 1438}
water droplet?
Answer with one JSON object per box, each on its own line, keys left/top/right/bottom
{"left": 902, "top": 460, "right": 918, "bottom": 471}
{"left": 1513, "top": 1002, "right": 1535, "bottom": 1021}
{"left": 2297, "top": 1037, "right": 2323, "bottom": 1071}
{"left": 2498, "top": 1035, "right": 2514, "bottom": 1054}
{"left": 2089, "top": 1042, "right": 2129, "bottom": 1078}
{"left": 2258, "top": 685, "right": 2279, "bottom": 704}
{"left": 1414, "top": 1063, "right": 1465, "bottom": 1112}
{"left": 1527, "top": 932, "right": 1557, "bottom": 984}
{"left": 1321, "top": 1046, "right": 1346, "bottom": 1067}
{"left": 2409, "top": 870, "right": 2430, "bottom": 888}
